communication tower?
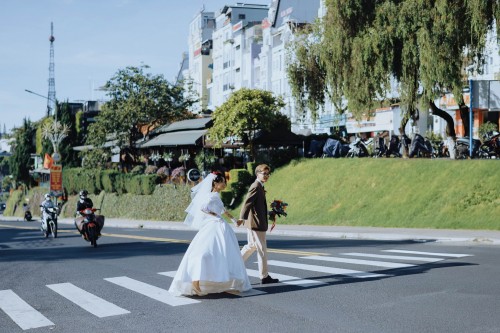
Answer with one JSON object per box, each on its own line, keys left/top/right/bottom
{"left": 47, "top": 22, "right": 56, "bottom": 117}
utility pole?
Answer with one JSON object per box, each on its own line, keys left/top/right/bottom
{"left": 47, "top": 22, "right": 56, "bottom": 118}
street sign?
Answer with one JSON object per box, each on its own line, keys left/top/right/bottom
{"left": 50, "top": 165, "right": 63, "bottom": 196}
{"left": 51, "top": 152, "right": 61, "bottom": 162}
{"left": 187, "top": 169, "right": 201, "bottom": 182}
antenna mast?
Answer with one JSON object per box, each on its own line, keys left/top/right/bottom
{"left": 47, "top": 22, "right": 56, "bottom": 117}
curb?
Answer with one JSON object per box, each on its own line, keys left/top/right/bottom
{"left": 2, "top": 215, "right": 500, "bottom": 245}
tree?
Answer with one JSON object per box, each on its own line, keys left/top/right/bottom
{"left": 288, "top": 1, "right": 500, "bottom": 144}
{"left": 9, "top": 118, "right": 36, "bottom": 186}
{"left": 208, "top": 88, "right": 286, "bottom": 160}
{"left": 55, "top": 101, "right": 81, "bottom": 168}
{"left": 84, "top": 65, "right": 195, "bottom": 168}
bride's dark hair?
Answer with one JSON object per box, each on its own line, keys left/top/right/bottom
{"left": 211, "top": 171, "right": 225, "bottom": 187}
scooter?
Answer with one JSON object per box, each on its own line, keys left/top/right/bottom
{"left": 40, "top": 206, "right": 59, "bottom": 238}
{"left": 346, "top": 137, "right": 372, "bottom": 158}
{"left": 75, "top": 208, "right": 104, "bottom": 247}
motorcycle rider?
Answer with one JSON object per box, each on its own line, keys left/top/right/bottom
{"left": 76, "top": 190, "right": 93, "bottom": 213}
{"left": 75, "top": 190, "right": 101, "bottom": 236}
{"left": 40, "top": 193, "right": 55, "bottom": 232}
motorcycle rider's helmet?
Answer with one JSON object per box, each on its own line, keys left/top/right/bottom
{"left": 79, "top": 190, "right": 88, "bottom": 199}
{"left": 44, "top": 193, "right": 51, "bottom": 200}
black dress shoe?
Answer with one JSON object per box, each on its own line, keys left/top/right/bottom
{"left": 261, "top": 275, "right": 279, "bottom": 284}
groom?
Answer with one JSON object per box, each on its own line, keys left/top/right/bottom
{"left": 238, "top": 164, "right": 279, "bottom": 284}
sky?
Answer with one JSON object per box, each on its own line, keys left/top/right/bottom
{"left": 0, "top": 0, "right": 270, "bottom": 133}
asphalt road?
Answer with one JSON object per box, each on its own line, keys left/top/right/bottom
{"left": 0, "top": 219, "right": 499, "bottom": 333}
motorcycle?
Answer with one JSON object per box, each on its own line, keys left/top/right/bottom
{"left": 478, "top": 131, "right": 500, "bottom": 159}
{"left": 24, "top": 210, "right": 32, "bottom": 221}
{"left": 346, "top": 137, "right": 372, "bottom": 158}
{"left": 408, "top": 134, "right": 433, "bottom": 158}
{"left": 455, "top": 137, "right": 483, "bottom": 159}
{"left": 40, "top": 206, "right": 59, "bottom": 238}
{"left": 75, "top": 208, "right": 103, "bottom": 247}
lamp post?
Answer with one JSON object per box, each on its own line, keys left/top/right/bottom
{"left": 25, "top": 89, "right": 54, "bottom": 119}
{"left": 25, "top": 89, "right": 68, "bottom": 198}
{"left": 25, "top": 89, "right": 68, "bottom": 154}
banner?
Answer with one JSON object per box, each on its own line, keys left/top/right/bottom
{"left": 50, "top": 165, "right": 63, "bottom": 194}
{"left": 43, "top": 153, "right": 53, "bottom": 169}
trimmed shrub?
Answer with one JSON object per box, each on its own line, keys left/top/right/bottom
{"left": 101, "top": 170, "right": 120, "bottom": 193}
{"left": 220, "top": 190, "right": 233, "bottom": 207}
{"left": 140, "top": 174, "right": 159, "bottom": 195}
{"left": 128, "top": 175, "right": 142, "bottom": 194}
{"left": 246, "top": 162, "right": 257, "bottom": 176}
{"left": 224, "top": 168, "right": 252, "bottom": 208}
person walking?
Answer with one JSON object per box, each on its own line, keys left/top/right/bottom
{"left": 169, "top": 172, "right": 251, "bottom": 296}
{"left": 238, "top": 164, "right": 279, "bottom": 285}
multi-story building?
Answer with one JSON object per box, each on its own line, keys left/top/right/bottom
{"left": 259, "top": 0, "right": 321, "bottom": 134}
{"left": 209, "top": 3, "right": 268, "bottom": 109}
{"left": 186, "top": 10, "right": 216, "bottom": 113}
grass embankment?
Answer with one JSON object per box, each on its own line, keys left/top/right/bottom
{"left": 6, "top": 159, "right": 499, "bottom": 230}
{"left": 229, "top": 158, "right": 500, "bottom": 230}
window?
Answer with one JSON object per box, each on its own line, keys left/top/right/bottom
{"left": 239, "top": 14, "right": 246, "bottom": 20}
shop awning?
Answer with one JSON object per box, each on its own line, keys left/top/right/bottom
{"left": 29, "top": 168, "right": 50, "bottom": 175}
{"left": 140, "top": 129, "right": 207, "bottom": 148}
{"left": 72, "top": 140, "right": 118, "bottom": 152}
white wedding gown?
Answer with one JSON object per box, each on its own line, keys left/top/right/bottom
{"left": 169, "top": 192, "right": 251, "bottom": 296}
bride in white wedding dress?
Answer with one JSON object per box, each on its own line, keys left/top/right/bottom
{"left": 168, "top": 172, "right": 251, "bottom": 296}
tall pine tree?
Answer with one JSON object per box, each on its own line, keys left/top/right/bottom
{"left": 10, "top": 118, "right": 36, "bottom": 187}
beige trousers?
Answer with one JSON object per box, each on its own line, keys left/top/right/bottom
{"left": 241, "top": 229, "right": 268, "bottom": 279}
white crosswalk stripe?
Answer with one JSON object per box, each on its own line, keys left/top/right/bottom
{"left": 341, "top": 252, "right": 444, "bottom": 262}
{"left": 105, "top": 276, "right": 200, "bottom": 306}
{"left": 300, "top": 255, "right": 416, "bottom": 269}
{"left": 382, "top": 250, "right": 472, "bottom": 258}
{"left": 246, "top": 269, "right": 326, "bottom": 287}
{"left": 47, "top": 283, "right": 130, "bottom": 318}
{"left": 158, "top": 271, "right": 176, "bottom": 278}
{"left": 267, "top": 260, "right": 388, "bottom": 278}
{"left": 0, "top": 289, "right": 54, "bottom": 330}
{"left": 0, "top": 248, "right": 475, "bottom": 329}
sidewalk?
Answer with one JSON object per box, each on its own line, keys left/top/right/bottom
{"left": 3, "top": 215, "right": 500, "bottom": 245}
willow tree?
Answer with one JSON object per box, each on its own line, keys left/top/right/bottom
{"left": 288, "top": 0, "right": 500, "bottom": 140}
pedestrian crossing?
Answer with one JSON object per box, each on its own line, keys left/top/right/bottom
{"left": 0, "top": 248, "right": 473, "bottom": 330}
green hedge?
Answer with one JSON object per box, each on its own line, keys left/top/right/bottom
{"left": 221, "top": 168, "right": 253, "bottom": 208}
{"left": 246, "top": 162, "right": 257, "bottom": 176}
{"left": 140, "top": 175, "right": 158, "bottom": 195}
{"left": 62, "top": 167, "right": 160, "bottom": 196}
{"left": 101, "top": 170, "right": 120, "bottom": 193}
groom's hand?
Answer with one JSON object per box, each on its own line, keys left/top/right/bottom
{"left": 236, "top": 219, "right": 244, "bottom": 227}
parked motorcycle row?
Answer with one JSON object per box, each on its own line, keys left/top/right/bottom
{"left": 311, "top": 131, "right": 500, "bottom": 159}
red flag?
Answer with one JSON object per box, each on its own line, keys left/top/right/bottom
{"left": 43, "top": 153, "right": 53, "bottom": 169}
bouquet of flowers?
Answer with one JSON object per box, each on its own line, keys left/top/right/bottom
{"left": 268, "top": 199, "right": 288, "bottom": 232}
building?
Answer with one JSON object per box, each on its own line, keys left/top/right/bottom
{"left": 209, "top": 3, "right": 269, "bottom": 109}
{"left": 186, "top": 10, "right": 216, "bottom": 113}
